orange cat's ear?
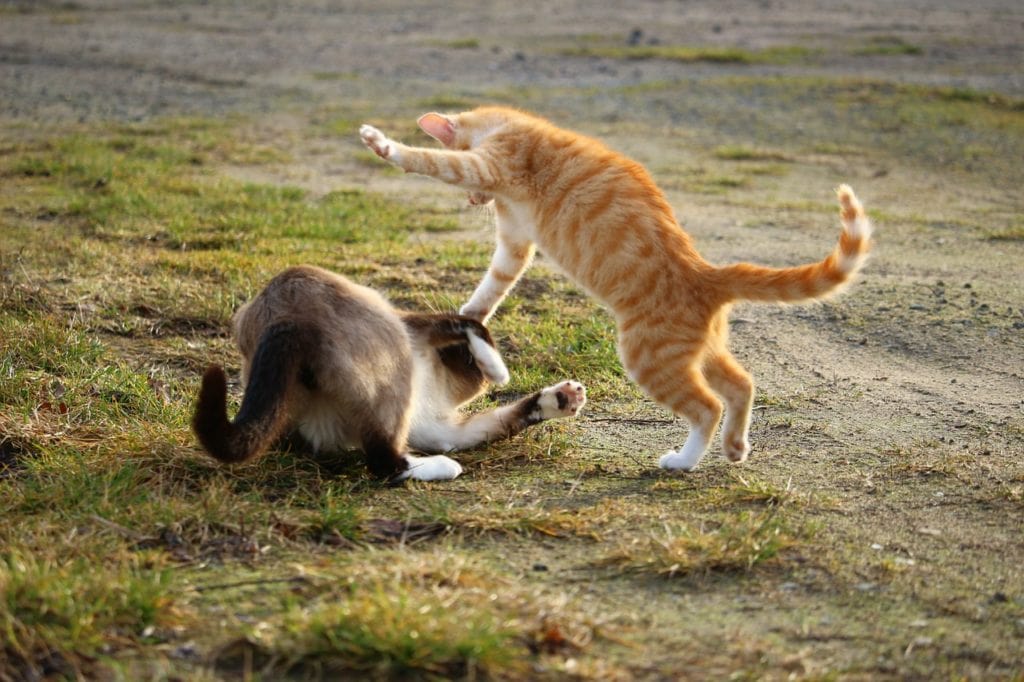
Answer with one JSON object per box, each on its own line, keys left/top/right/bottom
{"left": 418, "top": 113, "right": 456, "bottom": 146}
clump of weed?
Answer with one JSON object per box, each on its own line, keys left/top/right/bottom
{"left": 713, "top": 145, "right": 793, "bottom": 162}
{"left": 224, "top": 552, "right": 525, "bottom": 678}
{"left": 264, "top": 585, "right": 515, "bottom": 678}
{"left": 0, "top": 550, "right": 181, "bottom": 679}
{"left": 597, "top": 510, "right": 802, "bottom": 578}
{"left": 854, "top": 36, "right": 924, "bottom": 56}
{"left": 558, "top": 43, "right": 816, "bottom": 65}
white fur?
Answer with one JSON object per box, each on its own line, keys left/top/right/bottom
{"left": 467, "top": 331, "right": 509, "bottom": 385}
{"left": 535, "top": 381, "right": 586, "bottom": 420}
{"left": 398, "top": 454, "right": 463, "bottom": 481}
{"left": 460, "top": 203, "right": 535, "bottom": 322}
{"left": 659, "top": 429, "right": 711, "bottom": 471}
{"left": 360, "top": 124, "right": 402, "bottom": 164}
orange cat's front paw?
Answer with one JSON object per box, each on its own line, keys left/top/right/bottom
{"left": 359, "top": 124, "right": 399, "bottom": 163}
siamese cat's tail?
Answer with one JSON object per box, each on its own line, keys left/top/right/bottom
{"left": 712, "top": 185, "right": 872, "bottom": 304}
{"left": 192, "top": 322, "right": 315, "bottom": 464}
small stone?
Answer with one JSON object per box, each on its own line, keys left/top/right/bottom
{"left": 532, "top": 563, "right": 549, "bottom": 572}
{"left": 871, "top": 543, "right": 883, "bottom": 550}
{"left": 856, "top": 582, "right": 878, "bottom": 592}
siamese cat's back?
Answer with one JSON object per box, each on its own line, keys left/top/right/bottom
{"left": 234, "top": 265, "right": 414, "bottom": 394}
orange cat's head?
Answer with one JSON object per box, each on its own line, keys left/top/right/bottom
{"left": 418, "top": 107, "right": 524, "bottom": 206}
{"left": 416, "top": 106, "right": 521, "bottom": 151}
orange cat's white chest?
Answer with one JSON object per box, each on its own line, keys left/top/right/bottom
{"left": 495, "top": 197, "right": 539, "bottom": 241}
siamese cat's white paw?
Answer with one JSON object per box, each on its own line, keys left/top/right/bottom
{"left": 399, "top": 454, "right": 463, "bottom": 481}
{"left": 359, "top": 124, "right": 401, "bottom": 164}
{"left": 537, "top": 380, "right": 586, "bottom": 419}
{"left": 467, "top": 330, "right": 509, "bottom": 386}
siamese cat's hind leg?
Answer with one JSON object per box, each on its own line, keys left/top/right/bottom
{"left": 399, "top": 453, "right": 464, "bottom": 481}
{"left": 410, "top": 380, "right": 586, "bottom": 453}
{"left": 360, "top": 425, "right": 463, "bottom": 482}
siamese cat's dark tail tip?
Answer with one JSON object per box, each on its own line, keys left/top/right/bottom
{"left": 192, "top": 365, "right": 253, "bottom": 464}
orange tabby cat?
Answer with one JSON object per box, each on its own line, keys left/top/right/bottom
{"left": 360, "top": 107, "right": 872, "bottom": 471}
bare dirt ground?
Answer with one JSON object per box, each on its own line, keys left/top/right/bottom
{"left": 2, "top": 0, "right": 1023, "bottom": 678}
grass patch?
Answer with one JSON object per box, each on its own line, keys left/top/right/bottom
{"left": 983, "top": 221, "right": 1024, "bottom": 241}
{"left": 252, "top": 582, "right": 516, "bottom": 677}
{"left": 0, "top": 548, "right": 181, "bottom": 678}
{"left": 427, "top": 38, "right": 481, "bottom": 50}
{"left": 713, "top": 145, "right": 793, "bottom": 162}
{"left": 854, "top": 36, "right": 924, "bottom": 56}
{"left": 558, "top": 43, "right": 817, "bottom": 65}
{"left": 211, "top": 549, "right": 611, "bottom": 679}
{"left": 310, "top": 71, "right": 359, "bottom": 81}
{"left": 416, "top": 94, "right": 477, "bottom": 111}
{"left": 597, "top": 510, "right": 803, "bottom": 578}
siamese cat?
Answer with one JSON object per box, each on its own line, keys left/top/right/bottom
{"left": 192, "top": 265, "right": 586, "bottom": 481}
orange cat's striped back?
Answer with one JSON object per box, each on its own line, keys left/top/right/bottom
{"left": 360, "top": 106, "right": 873, "bottom": 471}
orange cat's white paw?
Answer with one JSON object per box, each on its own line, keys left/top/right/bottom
{"left": 537, "top": 380, "right": 586, "bottom": 420}
{"left": 660, "top": 449, "right": 699, "bottom": 471}
{"left": 722, "top": 436, "right": 751, "bottom": 463}
{"left": 359, "top": 124, "right": 400, "bottom": 163}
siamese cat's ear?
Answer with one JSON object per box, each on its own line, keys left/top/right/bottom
{"left": 418, "top": 113, "right": 456, "bottom": 146}
{"left": 466, "top": 331, "right": 509, "bottom": 386}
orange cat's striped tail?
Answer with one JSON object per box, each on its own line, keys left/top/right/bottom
{"left": 712, "top": 185, "right": 872, "bottom": 304}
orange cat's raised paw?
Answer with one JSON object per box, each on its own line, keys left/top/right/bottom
{"left": 359, "top": 124, "right": 398, "bottom": 162}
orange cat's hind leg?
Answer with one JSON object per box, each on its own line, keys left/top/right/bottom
{"left": 622, "top": 340, "right": 723, "bottom": 470}
{"left": 620, "top": 327, "right": 724, "bottom": 471}
{"left": 703, "top": 348, "right": 754, "bottom": 463}
{"left": 654, "top": 367, "right": 723, "bottom": 471}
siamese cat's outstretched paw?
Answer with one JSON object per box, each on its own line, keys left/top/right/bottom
{"left": 399, "top": 454, "right": 463, "bottom": 481}
{"left": 536, "top": 380, "right": 586, "bottom": 420}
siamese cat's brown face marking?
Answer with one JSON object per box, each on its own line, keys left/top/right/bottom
{"left": 193, "top": 265, "right": 585, "bottom": 481}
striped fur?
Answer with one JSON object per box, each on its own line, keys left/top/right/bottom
{"left": 361, "top": 107, "right": 873, "bottom": 471}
